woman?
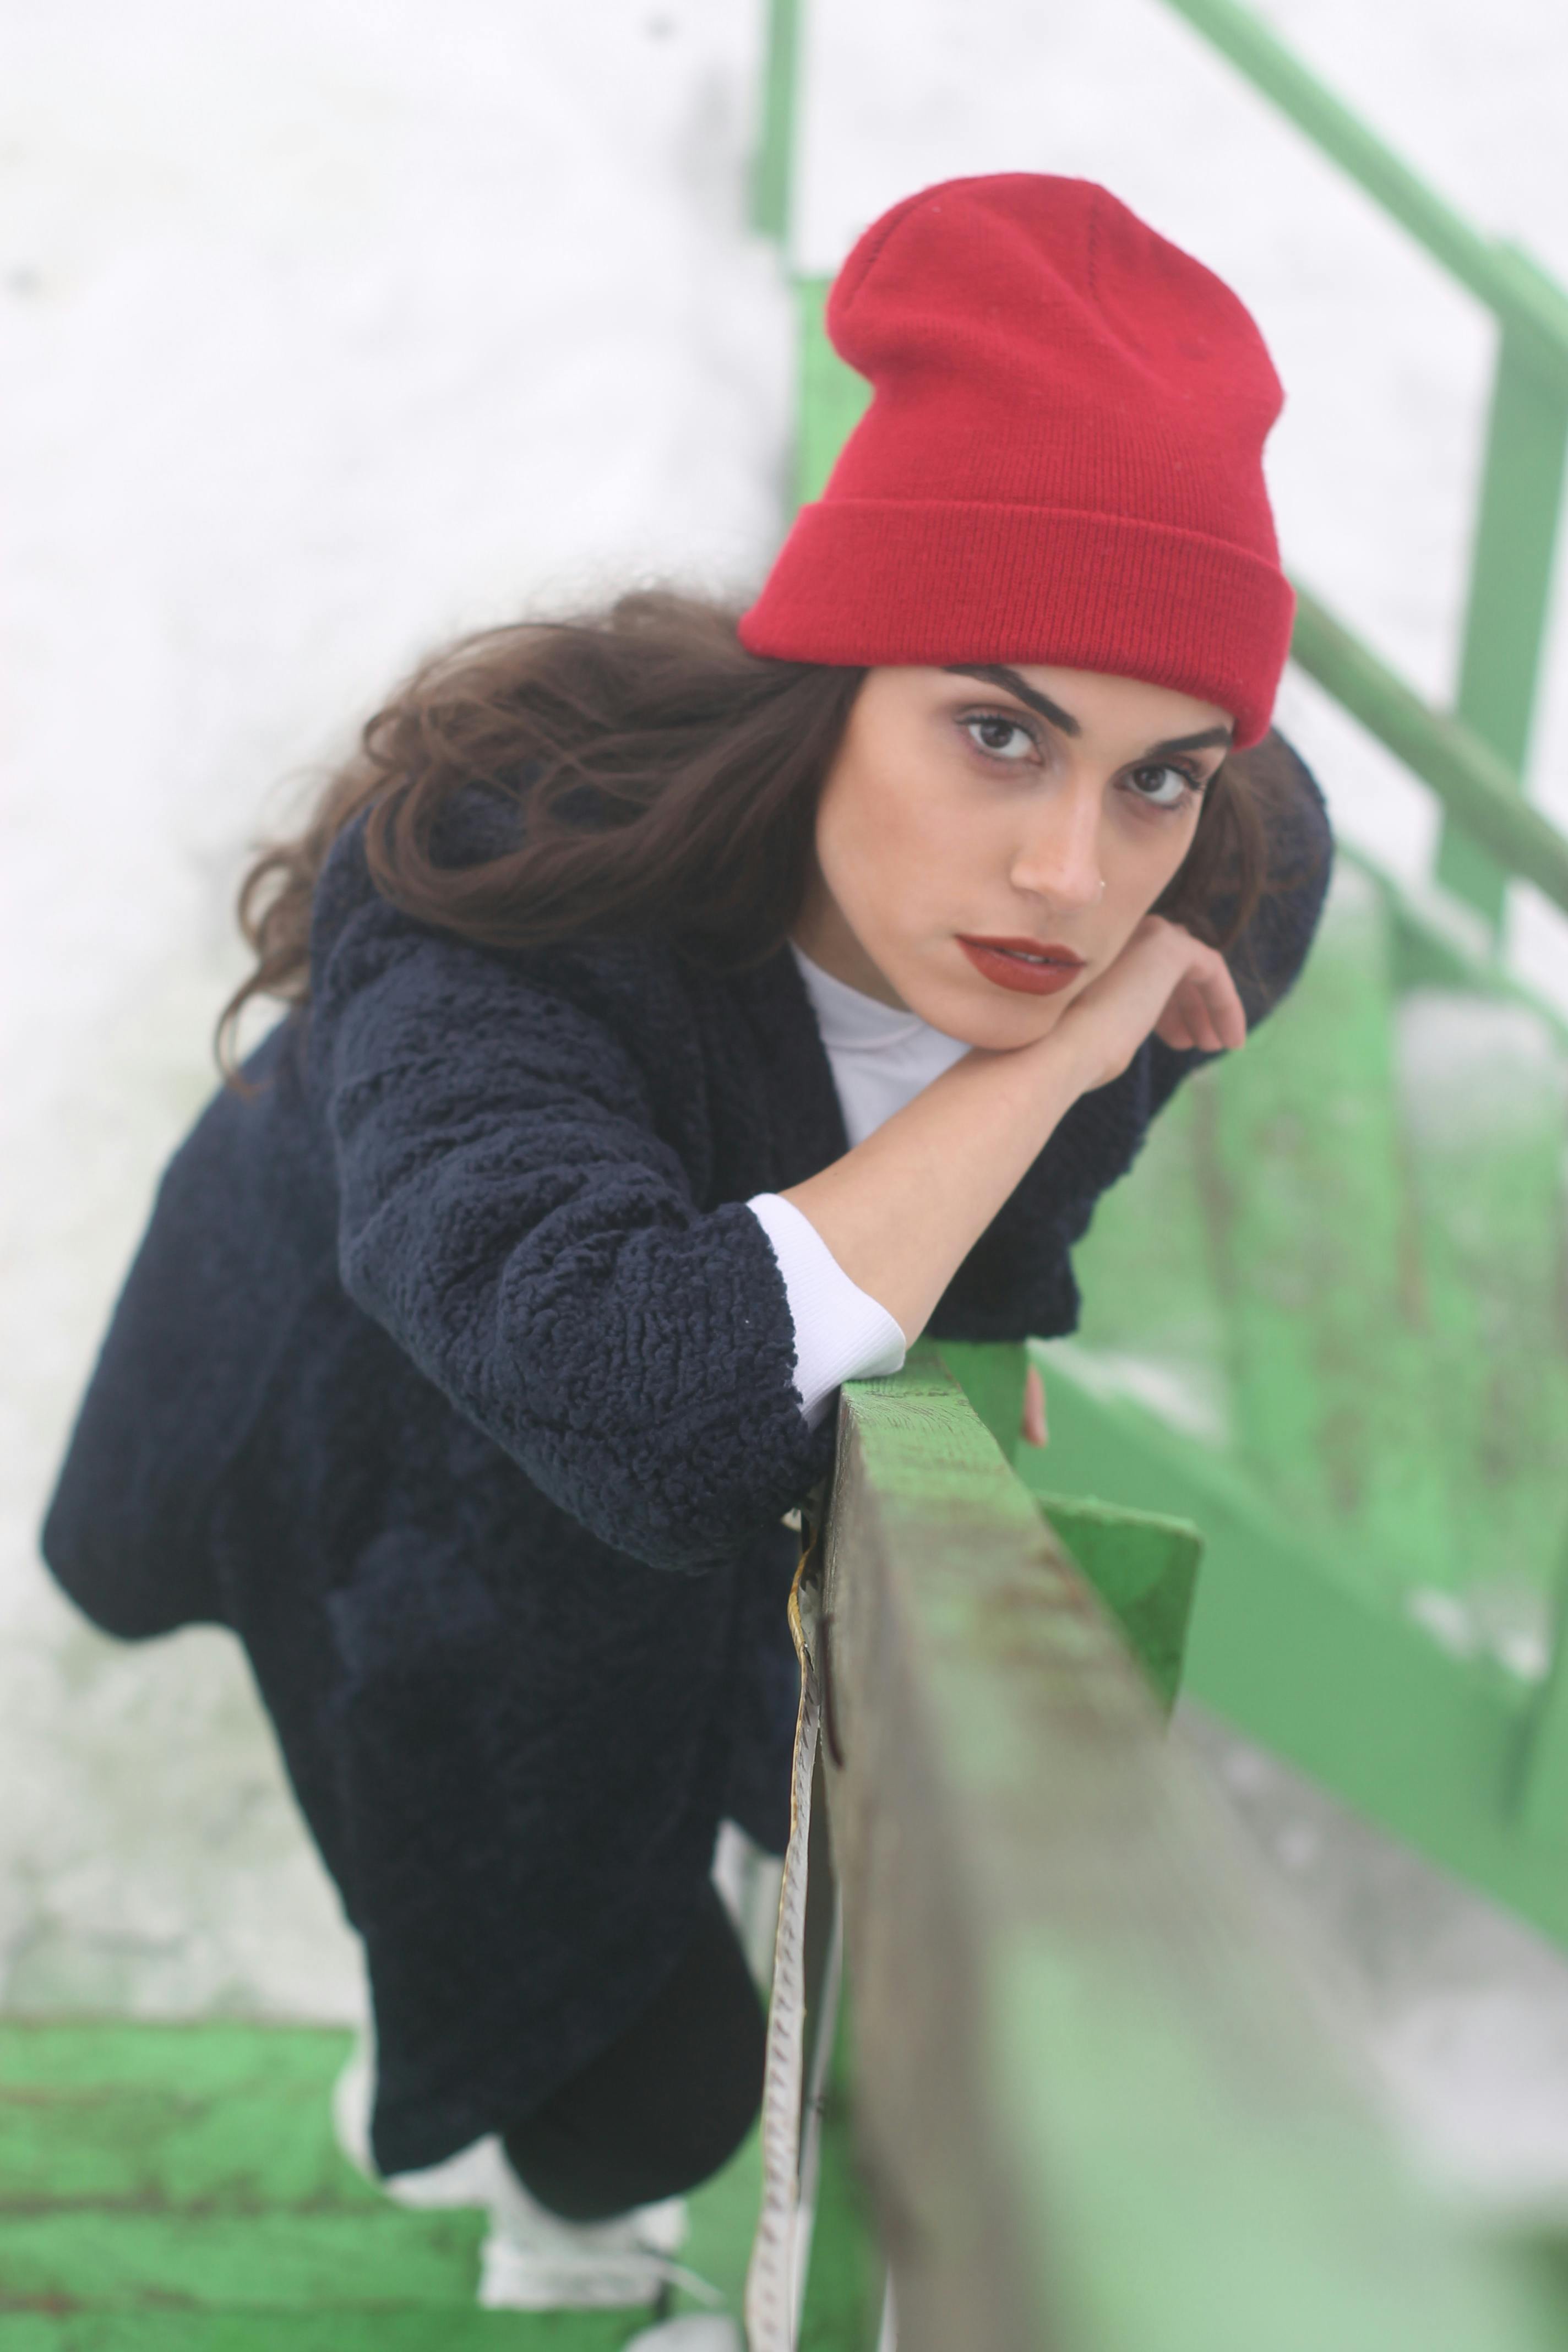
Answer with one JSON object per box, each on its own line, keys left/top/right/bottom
{"left": 42, "top": 173, "right": 1330, "bottom": 2331}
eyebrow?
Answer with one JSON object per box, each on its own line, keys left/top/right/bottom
{"left": 1145, "top": 726, "right": 1233, "bottom": 757}
{"left": 946, "top": 664, "right": 1080, "bottom": 735}
{"left": 945, "top": 665, "right": 1233, "bottom": 760}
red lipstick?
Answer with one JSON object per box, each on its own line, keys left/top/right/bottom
{"left": 957, "top": 936, "right": 1087, "bottom": 997}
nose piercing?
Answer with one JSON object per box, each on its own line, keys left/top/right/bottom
{"left": 1096, "top": 878, "right": 1107, "bottom": 901}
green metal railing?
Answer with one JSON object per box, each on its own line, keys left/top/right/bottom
{"left": 808, "top": 1352, "right": 1567, "bottom": 2348}
{"left": 753, "top": 0, "right": 1568, "bottom": 943}
{"left": 1293, "top": 588, "right": 1568, "bottom": 920}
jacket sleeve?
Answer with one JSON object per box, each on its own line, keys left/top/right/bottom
{"left": 307, "top": 830, "right": 833, "bottom": 1574}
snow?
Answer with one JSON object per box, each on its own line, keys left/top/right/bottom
{"left": 1039, "top": 1336, "right": 1233, "bottom": 1448}
{"left": 1186, "top": 1708, "right": 1568, "bottom": 2210}
{"left": 3, "top": 0, "right": 1568, "bottom": 2208}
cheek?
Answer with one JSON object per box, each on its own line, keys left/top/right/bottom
{"left": 1108, "top": 804, "right": 1203, "bottom": 917}
{"left": 817, "top": 754, "right": 957, "bottom": 940}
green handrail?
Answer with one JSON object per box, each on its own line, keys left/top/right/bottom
{"left": 1291, "top": 586, "right": 1568, "bottom": 921}
{"left": 1160, "top": 0, "right": 1568, "bottom": 372}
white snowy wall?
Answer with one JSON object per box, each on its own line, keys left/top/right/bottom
{"left": 2, "top": 0, "right": 1565, "bottom": 2028}
{"left": 1, "top": 0, "right": 787, "bottom": 2021}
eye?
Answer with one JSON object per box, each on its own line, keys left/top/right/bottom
{"left": 961, "top": 711, "right": 1038, "bottom": 762}
{"left": 1124, "top": 762, "right": 1202, "bottom": 810}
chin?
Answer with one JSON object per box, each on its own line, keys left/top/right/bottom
{"left": 972, "top": 1002, "right": 1071, "bottom": 1051}
{"left": 912, "top": 976, "right": 1074, "bottom": 1053}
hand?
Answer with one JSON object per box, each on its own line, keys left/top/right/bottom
{"left": 1048, "top": 915, "right": 1247, "bottom": 1093}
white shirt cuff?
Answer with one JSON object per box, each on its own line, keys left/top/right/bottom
{"left": 747, "top": 1194, "right": 908, "bottom": 1430}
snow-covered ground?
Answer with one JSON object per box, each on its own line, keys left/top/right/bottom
{"left": 3, "top": 0, "right": 1567, "bottom": 2204}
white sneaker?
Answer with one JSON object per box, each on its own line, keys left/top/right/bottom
{"left": 333, "top": 2030, "right": 709, "bottom": 2312}
{"left": 332, "top": 2029, "right": 511, "bottom": 2211}
{"left": 621, "top": 2319, "right": 743, "bottom": 2350}
{"left": 330, "top": 2026, "right": 378, "bottom": 2179}
{"left": 478, "top": 2164, "right": 707, "bottom": 2312}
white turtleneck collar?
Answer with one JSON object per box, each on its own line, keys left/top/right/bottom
{"left": 790, "top": 942, "right": 970, "bottom": 1149}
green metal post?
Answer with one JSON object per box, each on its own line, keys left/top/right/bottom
{"left": 1440, "top": 317, "right": 1568, "bottom": 924}
{"left": 751, "top": 0, "right": 802, "bottom": 246}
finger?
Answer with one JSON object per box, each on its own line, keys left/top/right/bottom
{"left": 1155, "top": 1003, "right": 1198, "bottom": 1051}
{"left": 1162, "top": 951, "right": 1245, "bottom": 1054}
{"left": 1181, "top": 984, "right": 1227, "bottom": 1054}
{"left": 1161, "top": 974, "right": 1223, "bottom": 1053}
{"left": 1020, "top": 1362, "right": 1048, "bottom": 1448}
{"left": 1193, "top": 960, "right": 1248, "bottom": 1050}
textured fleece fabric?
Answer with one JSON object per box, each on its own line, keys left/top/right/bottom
{"left": 42, "top": 734, "right": 1331, "bottom": 2175}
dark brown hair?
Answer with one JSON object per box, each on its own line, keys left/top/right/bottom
{"left": 219, "top": 587, "right": 1273, "bottom": 1078}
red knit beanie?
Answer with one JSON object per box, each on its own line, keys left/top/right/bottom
{"left": 739, "top": 174, "right": 1293, "bottom": 748}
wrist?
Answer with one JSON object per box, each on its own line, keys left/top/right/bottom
{"left": 1018, "top": 1015, "right": 1102, "bottom": 1108}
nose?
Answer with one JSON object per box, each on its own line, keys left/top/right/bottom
{"left": 1008, "top": 774, "right": 1106, "bottom": 912}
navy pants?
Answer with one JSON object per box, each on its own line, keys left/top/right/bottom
{"left": 502, "top": 1883, "right": 766, "bottom": 2220}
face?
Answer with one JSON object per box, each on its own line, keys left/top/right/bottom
{"left": 792, "top": 662, "right": 1233, "bottom": 1047}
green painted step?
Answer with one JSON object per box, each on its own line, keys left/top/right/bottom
{"left": 0, "top": 2321, "right": 623, "bottom": 2350}
{"left": 0, "top": 2023, "right": 380, "bottom": 2213}
{"left": 0, "top": 2210, "right": 486, "bottom": 2313}
{"left": 0, "top": 2023, "right": 760, "bottom": 2345}
{"left": 0, "top": 2023, "right": 353, "bottom": 2100}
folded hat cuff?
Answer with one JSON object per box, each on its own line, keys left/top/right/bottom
{"left": 738, "top": 498, "right": 1295, "bottom": 748}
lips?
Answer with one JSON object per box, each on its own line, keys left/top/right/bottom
{"left": 956, "top": 936, "right": 1087, "bottom": 997}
